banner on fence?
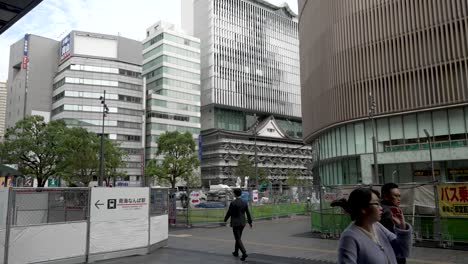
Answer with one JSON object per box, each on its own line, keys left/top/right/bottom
{"left": 439, "top": 183, "right": 468, "bottom": 217}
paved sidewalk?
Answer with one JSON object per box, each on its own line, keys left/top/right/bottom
{"left": 98, "top": 216, "right": 468, "bottom": 264}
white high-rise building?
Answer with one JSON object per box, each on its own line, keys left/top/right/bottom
{"left": 142, "top": 21, "right": 201, "bottom": 165}
{"left": 0, "top": 81, "right": 6, "bottom": 140}
{"left": 189, "top": 0, "right": 311, "bottom": 187}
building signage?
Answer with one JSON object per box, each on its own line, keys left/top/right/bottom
{"left": 439, "top": 183, "right": 468, "bottom": 217}
{"left": 413, "top": 170, "right": 440, "bottom": 177}
{"left": 22, "top": 34, "right": 29, "bottom": 69}
{"left": 190, "top": 191, "right": 201, "bottom": 206}
{"left": 90, "top": 188, "right": 149, "bottom": 221}
{"left": 60, "top": 34, "right": 71, "bottom": 61}
{"left": 449, "top": 169, "right": 468, "bottom": 175}
{"left": 252, "top": 190, "right": 259, "bottom": 202}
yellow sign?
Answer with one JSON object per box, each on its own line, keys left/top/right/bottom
{"left": 439, "top": 183, "right": 468, "bottom": 217}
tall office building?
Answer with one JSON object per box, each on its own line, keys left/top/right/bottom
{"left": 299, "top": 0, "right": 468, "bottom": 185}
{"left": 6, "top": 34, "right": 59, "bottom": 127}
{"left": 142, "top": 21, "right": 201, "bottom": 164}
{"left": 6, "top": 32, "right": 145, "bottom": 184}
{"left": 191, "top": 0, "right": 310, "bottom": 186}
{"left": 0, "top": 81, "right": 6, "bottom": 140}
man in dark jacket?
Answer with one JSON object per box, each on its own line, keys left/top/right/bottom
{"left": 381, "top": 182, "right": 406, "bottom": 264}
{"left": 224, "top": 188, "right": 253, "bottom": 261}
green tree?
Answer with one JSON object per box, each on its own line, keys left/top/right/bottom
{"left": 234, "top": 154, "right": 253, "bottom": 186}
{"left": 103, "top": 138, "right": 127, "bottom": 181}
{"left": 58, "top": 128, "right": 126, "bottom": 187}
{"left": 59, "top": 127, "right": 100, "bottom": 186}
{"left": 0, "top": 116, "right": 67, "bottom": 187}
{"left": 286, "top": 169, "right": 300, "bottom": 187}
{"left": 147, "top": 131, "right": 199, "bottom": 189}
{"left": 256, "top": 167, "right": 269, "bottom": 186}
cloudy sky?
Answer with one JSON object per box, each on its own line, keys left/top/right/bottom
{"left": 0, "top": 0, "right": 298, "bottom": 81}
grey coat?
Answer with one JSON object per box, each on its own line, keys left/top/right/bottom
{"left": 338, "top": 222, "right": 412, "bottom": 264}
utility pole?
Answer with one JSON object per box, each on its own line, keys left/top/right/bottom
{"left": 253, "top": 114, "right": 259, "bottom": 189}
{"left": 424, "top": 129, "right": 442, "bottom": 246}
{"left": 99, "top": 90, "right": 109, "bottom": 187}
{"left": 368, "top": 92, "right": 378, "bottom": 184}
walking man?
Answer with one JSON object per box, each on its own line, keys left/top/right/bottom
{"left": 224, "top": 188, "right": 253, "bottom": 261}
{"left": 380, "top": 182, "right": 407, "bottom": 264}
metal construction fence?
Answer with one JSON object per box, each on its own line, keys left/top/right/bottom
{"left": 9, "top": 188, "right": 89, "bottom": 226}
{"left": 0, "top": 187, "right": 169, "bottom": 264}
{"left": 168, "top": 185, "right": 314, "bottom": 226}
{"left": 311, "top": 182, "right": 468, "bottom": 246}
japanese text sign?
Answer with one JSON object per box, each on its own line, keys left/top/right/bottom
{"left": 439, "top": 183, "right": 468, "bottom": 217}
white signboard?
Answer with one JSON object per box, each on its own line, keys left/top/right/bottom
{"left": 190, "top": 191, "right": 201, "bottom": 206}
{"left": 90, "top": 188, "right": 149, "bottom": 221}
{"left": 252, "top": 190, "right": 259, "bottom": 203}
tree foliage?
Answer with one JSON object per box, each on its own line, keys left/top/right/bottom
{"left": 0, "top": 116, "right": 67, "bottom": 187}
{"left": 145, "top": 131, "right": 199, "bottom": 189}
{"left": 0, "top": 115, "right": 128, "bottom": 187}
{"left": 59, "top": 127, "right": 126, "bottom": 186}
{"left": 234, "top": 154, "right": 253, "bottom": 186}
{"left": 255, "top": 167, "right": 269, "bottom": 186}
{"left": 286, "top": 169, "right": 300, "bottom": 187}
{"left": 59, "top": 127, "right": 100, "bottom": 186}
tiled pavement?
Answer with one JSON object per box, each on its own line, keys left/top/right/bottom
{"left": 97, "top": 216, "right": 468, "bottom": 264}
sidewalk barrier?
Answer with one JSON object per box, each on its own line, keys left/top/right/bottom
{"left": 0, "top": 189, "right": 8, "bottom": 264}
{"left": 0, "top": 187, "right": 169, "bottom": 264}
{"left": 312, "top": 183, "right": 468, "bottom": 246}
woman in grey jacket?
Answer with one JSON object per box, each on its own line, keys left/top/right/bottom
{"left": 337, "top": 188, "right": 412, "bottom": 264}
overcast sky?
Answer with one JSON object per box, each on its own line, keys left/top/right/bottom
{"left": 0, "top": 0, "right": 298, "bottom": 81}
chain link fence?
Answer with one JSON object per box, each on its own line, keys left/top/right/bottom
{"left": 9, "top": 188, "right": 89, "bottom": 226}
{"left": 311, "top": 183, "right": 468, "bottom": 246}
{"left": 166, "top": 186, "right": 313, "bottom": 227}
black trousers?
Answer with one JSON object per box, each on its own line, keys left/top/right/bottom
{"left": 232, "top": 225, "right": 246, "bottom": 255}
{"left": 397, "top": 257, "right": 406, "bottom": 264}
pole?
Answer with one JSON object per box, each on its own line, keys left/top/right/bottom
{"left": 317, "top": 138, "right": 324, "bottom": 234}
{"left": 98, "top": 90, "right": 106, "bottom": 187}
{"left": 424, "top": 129, "right": 442, "bottom": 246}
{"left": 254, "top": 128, "right": 258, "bottom": 190}
{"left": 368, "top": 92, "right": 378, "bottom": 184}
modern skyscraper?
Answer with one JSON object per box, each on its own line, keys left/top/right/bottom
{"left": 0, "top": 81, "right": 6, "bottom": 140}
{"left": 299, "top": 0, "right": 468, "bottom": 185}
{"left": 6, "top": 32, "right": 145, "bottom": 184}
{"left": 191, "top": 0, "right": 310, "bottom": 187}
{"left": 142, "top": 21, "right": 201, "bottom": 165}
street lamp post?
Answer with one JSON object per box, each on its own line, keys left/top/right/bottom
{"left": 424, "top": 129, "right": 442, "bottom": 246}
{"left": 99, "top": 90, "right": 109, "bottom": 187}
{"left": 368, "top": 92, "right": 378, "bottom": 184}
{"left": 253, "top": 114, "right": 259, "bottom": 189}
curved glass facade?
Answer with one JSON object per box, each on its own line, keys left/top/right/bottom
{"left": 314, "top": 106, "right": 468, "bottom": 185}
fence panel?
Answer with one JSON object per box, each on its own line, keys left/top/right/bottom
{"left": 0, "top": 188, "right": 9, "bottom": 264}
{"left": 7, "top": 188, "right": 89, "bottom": 264}
{"left": 11, "top": 188, "right": 89, "bottom": 226}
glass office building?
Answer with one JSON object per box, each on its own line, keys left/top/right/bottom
{"left": 142, "top": 21, "right": 201, "bottom": 164}
{"left": 191, "top": 0, "right": 310, "bottom": 186}
{"left": 51, "top": 31, "right": 144, "bottom": 183}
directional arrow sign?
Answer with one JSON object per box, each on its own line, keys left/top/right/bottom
{"left": 95, "top": 200, "right": 104, "bottom": 209}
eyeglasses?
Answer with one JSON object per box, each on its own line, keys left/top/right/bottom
{"left": 368, "top": 202, "right": 381, "bottom": 207}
